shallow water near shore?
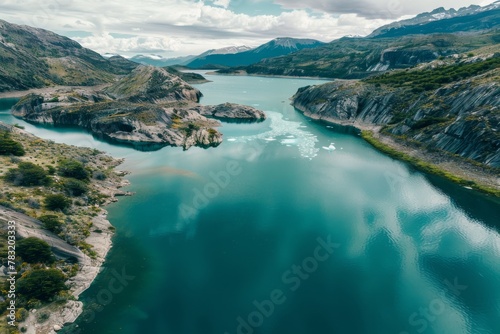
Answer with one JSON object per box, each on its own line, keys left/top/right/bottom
{"left": 1, "top": 73, "right": 499, "bottom": 334}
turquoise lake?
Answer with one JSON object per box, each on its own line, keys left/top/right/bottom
{"left": 1, "top": 73, "right": 499, "bottom": 334}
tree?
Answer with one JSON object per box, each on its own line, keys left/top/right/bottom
{"left": 44, "top": 194, "right": 71, "bottom": 211}
{"left": 0, "top": 131, "right": 25, "bottom": 156}
{"left": 17, "top": 269, "right": 67, "bottom": 302}
{"left": 62, "top": 178, "right": 88, "bottom": 196}
{"left": 16, "top": 237, "right": 54, "bottom": 264}
{"left": 38, "top": 215, "right": 63, "bottom": 234}
{"left": 58, "top": 159, "right": 89, "bottom": 180}
{"left": 4, "top": 162, "right": 50, "bottom": 186}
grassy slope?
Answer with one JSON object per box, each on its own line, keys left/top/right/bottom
{"left": 0, "top": 19, "right": 137, "bottom": 92}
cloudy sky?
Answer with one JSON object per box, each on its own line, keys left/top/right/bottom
{"left": 0, "top": 0, "right": 496, "bottom": 58}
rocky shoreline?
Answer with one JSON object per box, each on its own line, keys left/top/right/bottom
{"left": 0, "top": 124, "right": 133, "bottom": 333}
{"left": 294, "top": 101, "right": 500, "bottom": 196}
{"left": 10, "top": 66, "right": 266, "bottom": 151}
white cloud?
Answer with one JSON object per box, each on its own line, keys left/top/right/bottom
{"left": 273, "top": 0, "right": 497, "bottom": 19}
{"left": 73, "top": 33, "right": 182, "bottom": 54}
{"left": 213, "top": 0, "right": 231, "bottom": 8}
{"left": 0, "top": 0, "right": 496, "bottom": 56}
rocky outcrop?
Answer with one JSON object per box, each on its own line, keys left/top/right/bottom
{"left": 368, "top": 49, "right": 438, "bottom": 72}
{"left": 292, "top": 63, "right": 500, "bottom": 168}
{"left": 104, "top": 66, "right": 202, "bottom": 103}
{"left": 11, "top": 66, "right": 265, "bottom": 150}
{"left": 292, "top": 81, "right": 399, "bottom": 125}
{"left": 193, "top": 102, "right": 266, "bottom": 121}
{"left": 0, "top": 206, "right": 86, "bottom": 262}
{"left": 12, "top": 93, "right": 222, "bottom": 150}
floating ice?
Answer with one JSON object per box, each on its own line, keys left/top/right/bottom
{"left": 227, "top": 138, "right": 237, "bottom": 142}
{"left": 322, "top": 143, "right": 336, "bottom": 151}
{"left": 235, "top": 111, "right": 319, "bottom": 159}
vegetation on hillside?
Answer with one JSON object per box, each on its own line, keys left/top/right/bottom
{"left": 17, "top": 269, "right": 68, "bottom": 302}
{"left": 0, "top": 124, "right": 127, "bottom": 332}
{"left": 0, "top": 131, "right": 25, "bottom": 156}
{"left": 365, "top": 55, "right": 500, "bottom": 92}
{"left": 16, "top": 237, "right": 55, "bottom": 264}
{"left": 0, "top": 19, "right": 137, "bottom": 91}
{"left": 4, "top": 161, "right": 51, "bottom": 186}
{"left": 235, "top": 30, "right": 500, "bottom": 78}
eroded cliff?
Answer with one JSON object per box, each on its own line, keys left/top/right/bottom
{"left": 292, "top": 55, "right": 500, "bottom": 168}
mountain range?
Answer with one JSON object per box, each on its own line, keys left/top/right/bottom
{"left": 369, "top": 1, "right": 500, "bottom": 37}
{"left": 129, "top": 45, "right": 252, "bottom": 67}
{"left": 218, "top": 1, "right": 499, "bottom": 78}
{"left": 0, "top": 19, "right": 138, "bottom": 92}
{"left": 185, "top": 38, "right": 325, "bottom": 69}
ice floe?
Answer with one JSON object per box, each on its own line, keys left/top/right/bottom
{"left": 235, "top": 111, "right": 319, "bottom": 159}
{"left": 322, "top": 143, "right": 336, "bottom": 151}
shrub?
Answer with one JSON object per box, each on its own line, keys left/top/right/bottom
{"left": 16, "top": 237, "right": 55, "bottom": 264}
{"left": 62, "top": 178, "right": 88, "bottom": 196}
{"left": 26, "top": 197, "right": 40, "bottom": 209}
{"left": 17, "top": 269, "right": 67, "bottom": 302}
{"left": 15, "top": 308, "right": 29, "bottom": 322}
{"left": 47, "top": 165, "right": 56, "bottom": 175}
{"left": 4, "top": 162, "right": 50, "bottom": 186}
{"left": 36, "top": 311, "right": 50, "bottom": 323}
{"left": 0, "top": 131, "right": 25, "bottom": 156}
{"left": 92, "top": 170, "right": 107, "bottom": 180}
{"left": 39, "top": 215, "right": 63, "bottom": 233}
{"left": 411, "top": 117, "right": 450, "bottom": 130}
{"left": 58, "top": 159, "right": 89, "bottom": 180}
{"left": 44, "top": 194, "right": 71, "bottom": 211}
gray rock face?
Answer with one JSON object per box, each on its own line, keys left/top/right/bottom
{"left": 12, "top": 93, "right": 223, "bottom": 151}
{"left": 292, "top": 78, "right": 500, "bottom": 168}
{"left": 0, "top": 205, "right": 86, "bottom": 263}
{"left": 11, "top": 67, "right": 265, "bottom": 151}
{"left": 103, "top": 66, "right": 202, "bottom": 103}
{"left": 194, "top": 102, "right": 266, "bottom": 121}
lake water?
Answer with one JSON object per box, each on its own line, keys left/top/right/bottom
{"left": 1, "top": 73, "right": 499, "bottom": 334}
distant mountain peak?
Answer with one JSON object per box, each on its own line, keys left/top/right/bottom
{"left": 186, "top": 37, "right": 324, "bottom": 69}
{"left": 0, "top": 19, "right": 138, "bottom": 92}
{"left": 199, "top": 45, "right": 253, "bottom": 57}
{"left": 369, "top": 1, "right": 500, "bottom": 38}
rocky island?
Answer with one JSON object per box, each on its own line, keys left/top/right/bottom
{"left": 11, "top": 66, "right": 266, "bottom": 151}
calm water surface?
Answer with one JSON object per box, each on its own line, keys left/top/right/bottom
{"left": 1, "top": 73, "right": 499, "bottom": 334}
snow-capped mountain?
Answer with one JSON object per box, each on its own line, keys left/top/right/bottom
{"left": 129, "top": 46, "right": 252, "bottom": 67}
{"left": 369, "top": 1, "right": 500, "bottom": 38}
{"left": 186, "top": 38, "right": 325, "bottom": 68}
{"left": 199, "top": 45, "right": 253, "bottom": 57}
